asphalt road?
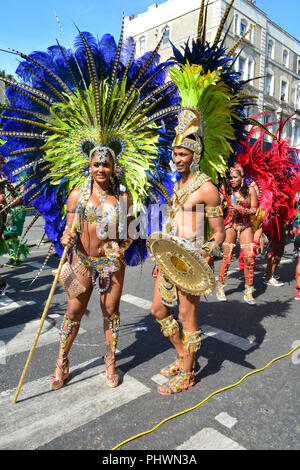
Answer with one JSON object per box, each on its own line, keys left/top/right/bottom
{"left": 0, "top": 215, "right": 299, "bottom": 453}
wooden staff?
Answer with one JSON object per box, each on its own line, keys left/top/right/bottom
{"left": 12, "top": 217, "right": 77, "bottom": 404}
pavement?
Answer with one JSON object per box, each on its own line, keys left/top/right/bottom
{"left": 0, "top": 214, "right": 299, "bottom": 452}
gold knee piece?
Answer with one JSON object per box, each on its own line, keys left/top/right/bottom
{"left": 182, "top": 330, "right": 202, "bottom": 353}
{"left": 157, "top": 314, "right": 179, "bottom": 337}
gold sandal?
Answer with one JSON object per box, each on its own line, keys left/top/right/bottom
{"left": 50, "top": 358, "right": 69, "bottom": 390}
{"left": 104, "top": 354, "right": 119, "bottom": 388}
{"left": 158, "top": 371, "right": 195, "bottom": 395}
{"left": 160, "top": 353, "right": 184, "bottom": 377}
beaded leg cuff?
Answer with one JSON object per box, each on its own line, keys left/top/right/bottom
{"left": 218, "top": 243, "right": 235, "bottom": 285}
{"left": 182, "top": 330, "right": 201, "bottom": 353}
{"left": 59, "top": 314, "right": 81, "bottom": 359}
{"left": 104, "top": 313, "right": 120, "bottom": 357}
{"left": 157, "top": 314, "right": 179, "bottom": 337}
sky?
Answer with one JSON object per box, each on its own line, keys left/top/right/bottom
{"left": 0, "top": 0, "right": 299, "bottom": 77}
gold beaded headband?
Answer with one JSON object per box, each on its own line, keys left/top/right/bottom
{"left": 89, "top": 146, "right": 116, "bottom": 165}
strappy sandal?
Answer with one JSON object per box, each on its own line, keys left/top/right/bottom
{"left": 104, "top": 354, "right": 119, "bottom": 388}
{"left": 160, "top": 354, "right": 184, "bottom": 377}
{"left": 50, "top": 358, "right": 69, "bottom": 390}
{"left": 157, "top": 371, "right": 195, "bottom": 395}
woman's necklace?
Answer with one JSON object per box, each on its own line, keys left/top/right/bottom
{"left": 93, "top": 187, "right": 108, "bottom": 205}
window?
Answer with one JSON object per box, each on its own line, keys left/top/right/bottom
{"left": 297, "top": 59, "right": 300, "bottom": 75}
{"left": 240, "top": 20, "right": 247, "bottom": 37}
{"left": 248, "top": 60, "right": 254, "bottom": 80}
{"left": 162, "top": 26, "right": 170, "bottom": 45}
{"left": 280, "top": 80, "right": 288, "bottom": 101}
{"left": 265, "top": 73, "right": 273, "bottom": 95}
{"left": 248, "top": 25, "right": 253, "bottom": 42}
{"left": 234, "top": 15, "right": 238, "bottom": 34}
{"left": 282, "top": 50, "right": 289, "bottom": 67}
{"left": 295, "top": 84, "right": 300, "bottom": 109}
{"left": 267, "top": 40, "right": 274, "bottom": 59}
{"left": 238, "top": 57, "right": 246, "bottom": 79}
{"left": 139, "top": 36, "right": 146, "bottom": 55}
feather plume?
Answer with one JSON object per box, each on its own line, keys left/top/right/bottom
{"left": 30, "top": 242, "right": 54, "bottom": 284}
{"left": 213, "top": 0, "right": 235, "bottom": 46}
{"left": 8, "top": 47, "right": 74, "bottom": 97}
{"left": 20, "top": 211, "right": 41, "bottom": 243}
{"left": 75, "top": 27, "right": 100, "bottom": 127}
{"left": 197, "top": 0, "right": 206, "bottom": 41}
{"left": 228, "top": 23, "right": 257, "bottom": 56}
{"left": 105, "top": 12, "right": 125, "bottom": 120}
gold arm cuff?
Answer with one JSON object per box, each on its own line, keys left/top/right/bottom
{"left": 205, "top": 205, "right": 223, "bottom": 217}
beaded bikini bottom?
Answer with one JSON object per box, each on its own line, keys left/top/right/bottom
{"left": 71, "top": 247, "right": 121, "bottom": 294}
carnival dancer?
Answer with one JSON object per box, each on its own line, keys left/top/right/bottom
{"left": 292, "top": 190, "right": 300, "bottom": 299}
{"left": 0, "top": 156, "right": 29, "bottom": 269}
{"left": 234, "top": 114, "right": 295, "bottom": 288}
{"left": 217, "top": 165, "right": 258, "bottom": 304}
{"left": 293, "top": 215, "right": 300, "bottom": 300}
{"left": 148, "top": 0, "right": 258, "bottom": 394}
{"left": 150, "top": 136, "right": 225, "bottom": 395}
{"left": 238, "top": 178, "right": 264, "bottom": 271}
{"left": 50, "top": 146, "right": 135, "bottom": 389}
{"left": 2, "top": 181, "right": 27, "bottom": 267}
{"left": 0, "top": 21, "right": 180, "bottom": 391}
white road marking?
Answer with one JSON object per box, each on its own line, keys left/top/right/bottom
{"left": 0, "top": 295, "right": 36, "bottom": 312}
{"left": 28, "top": 262, "right": 51, "bottom": 270}
{"left": 121, "top": 294, "right": 152, "bottom": 310}
{"left": 0, "top": 318, "right": 86, "bottom": 359}
{"left": 200, "top": 324, "right": 257, "bottom": 351}
{"left": 151, "top": 374, "right": 166, "bottom": 386}
{"left": 120, "top": 294, "right": 257, "bottom": 351}
{"left": 0, "top": 357, "right": 151, "bottom": 450}
{"left": 176, "top": 427, "right": 246, "bottom": 450}
{"left": 215, "top": 412, "right": 238, "bottom": 429}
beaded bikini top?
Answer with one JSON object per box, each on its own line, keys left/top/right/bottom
{"left": 82, "top": 203, "right": 120, "bottom": 225}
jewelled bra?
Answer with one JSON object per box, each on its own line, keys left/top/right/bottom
{"left": 82, "top": 203, "right": 120, "bottom": 225}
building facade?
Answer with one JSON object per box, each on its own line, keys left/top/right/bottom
{"left": 124, "top": 0, "right": 300, "bottom": 148}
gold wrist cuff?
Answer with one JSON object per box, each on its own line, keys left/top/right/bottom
{"left": 201, "top": 241, "right": 222, "bottom": 257}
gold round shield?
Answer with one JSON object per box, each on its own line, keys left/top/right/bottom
{"left": 147, "top": 232, "right": 215, "bottom": 296}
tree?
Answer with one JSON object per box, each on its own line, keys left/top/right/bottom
{"left": 0, "top": 69, "right": 14, "bottom": 114}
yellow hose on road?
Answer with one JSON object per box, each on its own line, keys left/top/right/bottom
{"left": 111, "top": 344, "right": 300, "bottom": 450}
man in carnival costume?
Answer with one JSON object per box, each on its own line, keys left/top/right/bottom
{"left": 148, "top": 0, "right": 258, "bottom": 395}
{"left": 0, "top": 20, "right": 180, "bottom": 390}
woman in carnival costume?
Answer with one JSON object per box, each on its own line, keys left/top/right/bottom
{"left": 217, "top": 163, "right": 258, "bottom": 304}
{"left": 150, "top": 0, "right": 258, "bottom": 395}
{"left": 294, "top": 201, "right": 300, "bottom": 300}
{"left": 0, "top": 20, "right": 180, "bottom": 389}
{"left": 233, "top": 114, "right": 295, "bottom": 289}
